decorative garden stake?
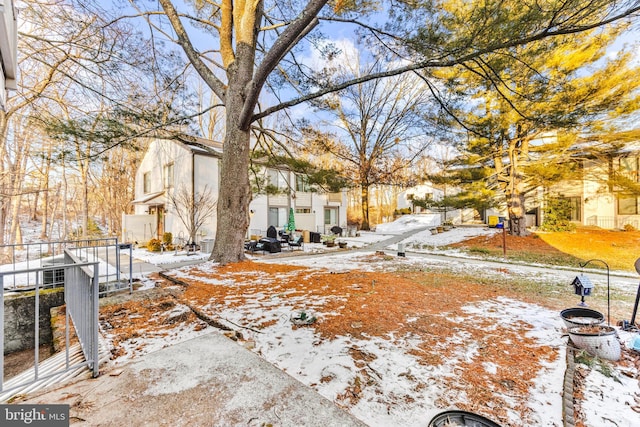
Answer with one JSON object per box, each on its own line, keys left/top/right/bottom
{"left": 577, "top": 259, "right": 610, "bottom": 326}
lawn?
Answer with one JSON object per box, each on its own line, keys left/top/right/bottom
{"left": 536, "top": 226, "right": 640, "bottom": 272}
{"left": 98, "top": 247, "right": 640, "bottom": 427}
{"left": 92, "top": 227, "right": 640, "bottom": 427}
{"left": 450, "top": 226, "right": 640, "bottom": 272}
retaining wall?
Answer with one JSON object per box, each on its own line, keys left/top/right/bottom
{"left": 3, "top": 288, "right": 65, "bottom": 354}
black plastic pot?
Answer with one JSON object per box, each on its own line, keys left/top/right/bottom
{"left": 560, "top": 307, "right": 604, "bottom": 329}
{"left": 429, "top": 410, "right": 501, "bottom": 427}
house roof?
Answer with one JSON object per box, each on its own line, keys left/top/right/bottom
{"left": 175, "top": 136, "right": 223, "bottom": 157}
{"left": 131, "top": 191, "right": 166, "bottom": 206}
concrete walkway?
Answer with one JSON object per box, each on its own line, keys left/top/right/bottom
{"left": 14, "top": 332, "right": 366, "bottom": 426}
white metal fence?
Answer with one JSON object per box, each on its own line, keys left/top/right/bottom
{"left": 0, "top": 238, "right": 132, "bottom": 296}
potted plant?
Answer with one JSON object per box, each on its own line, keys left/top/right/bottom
{"left": 338, "top": 240, "right": 348, "bottom": 249}
{"left": 323, "top": 235, "right": 336, "bottom": 247}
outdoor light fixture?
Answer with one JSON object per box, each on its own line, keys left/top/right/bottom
{"left": 576, "top": 259, "right": 611, "bottom": 326}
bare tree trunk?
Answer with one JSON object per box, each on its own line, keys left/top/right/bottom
{"left": 40, "top": 186, "right": 49, "bottom": 239}
{"left": 210, "top": 126, "right": 251, "bottom": 263}
{"left": 360, "top": 184, "right": 371, "bottom": 230}
{"left": 0, "top": 111, "right": 9, "bottom": 247}
{"left": 506, "top": 137, "right": 530, "bottom": 236}
{"left": 9, "top": 193, "right": 23, "bottom": 246}
{"left": 30, "top": 192, "right": 37, "bottom": 221}
{"left": 48, "top": 183, "right": 60, "bottom": 240}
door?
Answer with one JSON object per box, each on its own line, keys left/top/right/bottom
{"left": 149, "top": 206, "right": 165, "bottom": 238}
{"left": 324, "top": 207, "right": 338, "bottom": 233}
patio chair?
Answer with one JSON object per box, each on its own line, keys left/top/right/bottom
{"left": 278, "top": 230, "right": 291, "bottom": 249}
{"left": 288, "top": 235, "right": 304, "bottom": 251}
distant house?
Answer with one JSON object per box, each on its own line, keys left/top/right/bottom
{"left": 123, "top": 137, "right": 347, "bottom": 245}
{"left": 396, "top": 183, "right": 479, "bottom": 225}
{"left": 396, "top": 184, "right": 444, "bottom": 213}
{"left": 0, "top": 0, "right": 17, "bottom": 111}
{"left": 543, "top": 143, "right": 640, "bottom": 229}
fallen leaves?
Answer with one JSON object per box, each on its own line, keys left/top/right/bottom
{"left": 159, "top": 255, "right": 559, "bottom": 425}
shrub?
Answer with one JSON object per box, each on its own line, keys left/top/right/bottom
{"left": 70, "top": 218, "right": 104, "bottom": 239}
{"left": 147, "top": 238, "right": 162, "bottom": 252}
{"left": 540, "top": 198, "right": 576, "bottom": 232}
{"left": 394, "top": 208, "right": 412, "bottom": 215}
{"left": 162, "top": 232, "right": 173, "bottom": 245}
{"left": 623, "top": 223, "right": 636, "bottom": 231}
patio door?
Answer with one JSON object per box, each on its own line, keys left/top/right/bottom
{"left": 324, "top": 207, "right": 338, "bottom": 232}
{"left": 149, "top": 206, "right": 165, "bottom": 238}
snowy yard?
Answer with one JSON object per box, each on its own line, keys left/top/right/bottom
{"left": 96, "top": 221, "right": 640, "bottom": 427}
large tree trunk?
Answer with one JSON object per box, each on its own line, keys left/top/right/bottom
{"left": 505, "top": 136, "right": 530, "bottom": 236}
{"left": 508, "top": 190, "right": 529, "bottom": 236}
{"left": 209, "top": 45, "right": 254, "bottom": 264}
{"left": 210, "top": 125, "right": 251, "bottom": 263}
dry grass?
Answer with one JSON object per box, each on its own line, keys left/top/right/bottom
{"left": 536, "top": 227, "right": 640, "bottom": 272}
{"left": 451, "top": 226, "right": 640, "bottom": 272}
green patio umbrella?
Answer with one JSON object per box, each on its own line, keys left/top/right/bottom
{"left": 286, "top": 207, "right": 296, "bottom": 233}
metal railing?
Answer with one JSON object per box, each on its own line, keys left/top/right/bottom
{"left": 586, "top": 215, "right": 640, "bottom": 230}
{"left": 64, "top": 250, "right": 100, "bottom": 377}
{"left": 1, "top": 255, "right": 100, "bottom": 396}
{"left": 1, "top": 238, "right": 132, "bottom": 296}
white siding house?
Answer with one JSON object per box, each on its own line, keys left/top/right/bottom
{"left": 397, "top": 184, "right": 444, "bottom": 212}
{"left": 547, "top": 150, "right": 640, "bottom": 229}
{"left": 397, "top": 183, "right": 478, "bottom": 225}
{"left": 0, "top": 0, "right": 17, "bottom": 111}
{"left": 124, "top": 137, "right": 348, "bottom": 245}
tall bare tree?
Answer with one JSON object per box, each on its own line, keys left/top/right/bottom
{"left": 6, "top": 0, "right": 196, "bottom": 245}
{"left": 302, "top": 57, "right": 439, "bottom": 230}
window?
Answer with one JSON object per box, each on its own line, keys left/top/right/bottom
{"left": 268, "top": 169, "right": 288, "bottom": 190}
{"left": 296, "top": 175, "right": 310, "bottom": 192}
{"left": 268, "top": 207, "right": 288, "bottom": 227}
{"left": 618, "top": 157, "right": 639, "bottom": 182}
{"left": 616, "top": 156, "right": 640, "bottom": 213}
{"left": 296, "top": 208, "right": 311, "bottom": 214}
{"left": 566, "top": 196, "right": 582, "bottom": 221}
{"left": 554, "top": 196, "right": 582, "bottom": 221}
{"left": 163, "top": 163, "right": 174, "bottom": 188}
{"left": 618, "top": 194, "right": 640, "bottom": 215}
{"left": 143, "top": 172, "right": 151, "bottom": 194}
